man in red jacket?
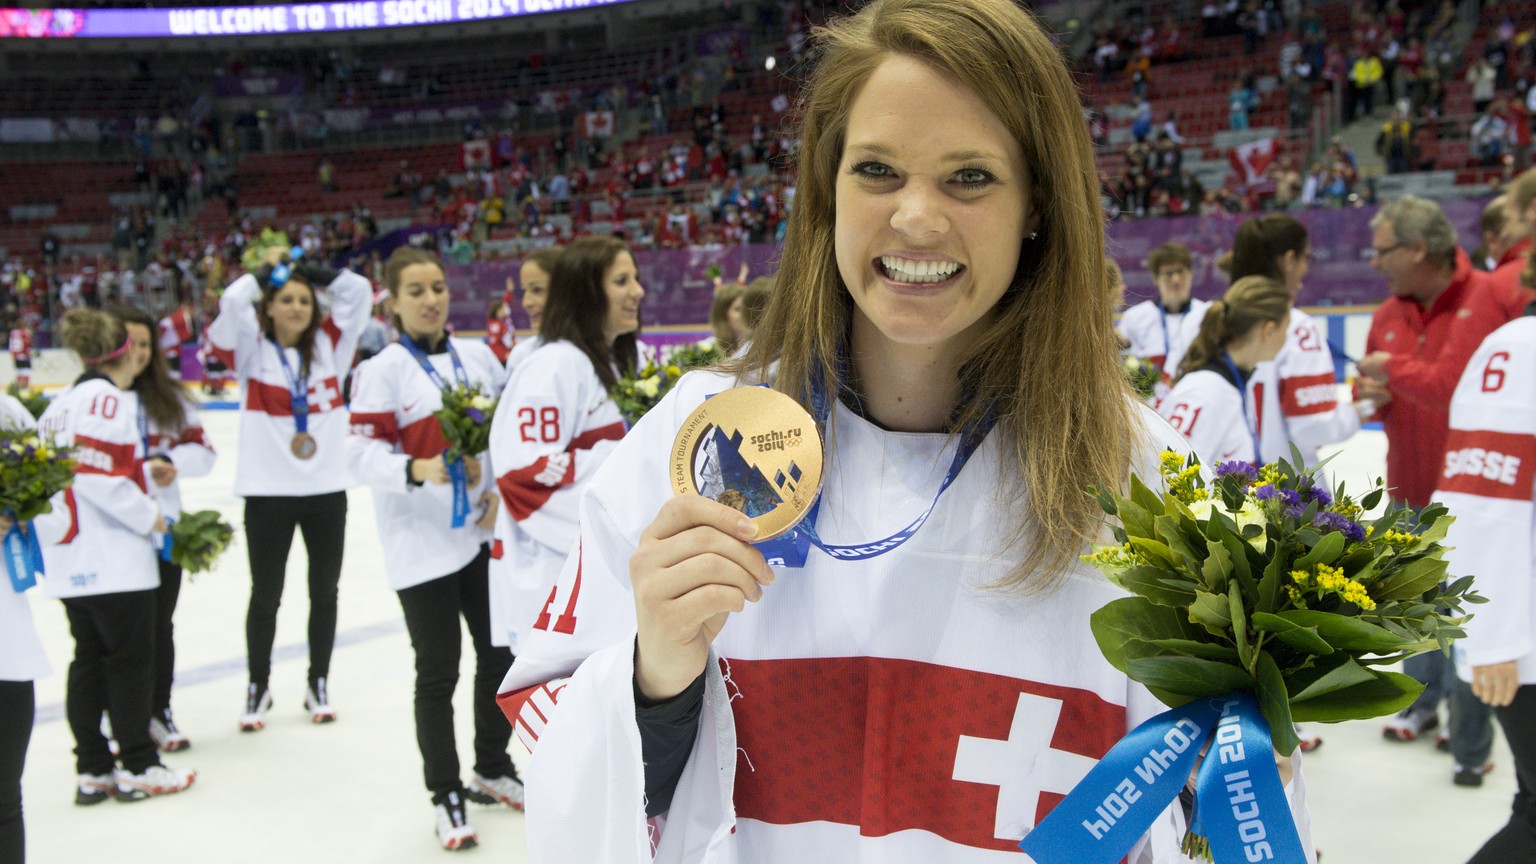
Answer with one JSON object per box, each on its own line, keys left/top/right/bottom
{"left": 1492, "top": 167, "right": 1536, "bottom": 308}
{"left": 1358, "top": 194, "right": 1517, "bottom": 773}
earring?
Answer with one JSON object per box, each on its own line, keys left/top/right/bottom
{"left": 1028, "top": 231, "right": 1039, "bottom": 240}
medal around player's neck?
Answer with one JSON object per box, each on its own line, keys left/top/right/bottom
{"left": 669, "top": 387, "right": 824, "bottom": 541}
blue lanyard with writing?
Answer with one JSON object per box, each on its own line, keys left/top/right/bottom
{"left": 270, "top": 338, "right": 310, "bottom": 435}
{"left": 400, "top": 335, "right": 469, "bottom": 390}
{"left": 401, "top": 335, "right": 474, "bottom": 527}
{"left": 136, "top": 402, "right": 175, "bottom": 561}
{"left": 752, "top": 372, "right": 995, "bottom": 568}
{"left": 1221, "top": 352, "right": 1263, "bottom": 465}
{"left": 1158, "top": 301, "right": 1172, "bottom": 360}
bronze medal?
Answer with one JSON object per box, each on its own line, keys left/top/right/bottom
{"left": 669, "top": 387, "right": 824, "bottom": 541}
{"left": 291, "top": 432, "right": 318, "bottom": 460}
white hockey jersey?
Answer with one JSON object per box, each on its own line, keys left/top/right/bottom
{"left": 207, "top": 270, "right": 371, "bottom": 496}
{"left": 143, "top": 400, "right": 216, "bottom": 519}
{"left": 1159, "top": 367, "right": 1260, "bottom": 464}
{"left": 488, "top": 339, "right": 628, "bottom": 650}
{"left": 1251, "top": 308, "right": 1359, "bottom": 468}
{"left": 506, "top": 334, "right": 544, "bottom": 374}
{"left": 348, "top": 336, "right": 508, "bottom": 591}
{"left": 0, "top": 399, "right": 49, "bottom": 682}
{"left": 494, "top": 371, "right": 1312, "bottom": 864}
{"left": 34, "top": 377, "right": 160, "bottom": 599}
{"left": 1437, "top": 315, "right": 1536, "bottom": 683}
{"left": 1119, "top": 298, "right": 1210, "bottom": 403}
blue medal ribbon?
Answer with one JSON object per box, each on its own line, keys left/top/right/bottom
{"left": 401, "top": 336, "right": 474, "bottom": 528}
{"left": 159, "top": 515, "right": 176, "bottom": 563}
{"left": 3, "top": 518, "right": 43, "bottom": 593}
{"left": 1221, "top": 352, "right": 1264, "bottom": 466}
{"left": 1019, "top": 693, "right": 1304, "bottom": 864}
{"left": 271, "top": 337, "right": 310, "bottom": 437}
{"left": 751, "top": 369, "right": 995, "bottom": 567}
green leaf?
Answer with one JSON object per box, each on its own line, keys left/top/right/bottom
{"left": 1373, "top": 556, "right": 1450, "bottom": 602}
{"left": 1255, "top": 651, "right": 1299, "bottom": 756}
{"left": 1128, "top": 537, "right": 1177, "bottom": 569}
{"left": 1285, "top": 656, "right": 1376, "bottom": 701}
{"left": 1295, "top": 531, "right": 1345, "bottom": 569}
{"left": 1229, "top": 580, "right": 1252, "bottom": 669}
{"left": 1410, "top": 512, "right": 1453, "bottom": 549}
{"left": 1202, "top": 538, "right": 1233, "bottom": 595}
{"left": 1129, "top": 473, "right": 1167, "bottom": 519}
{"left": 1189, "top": 590, "right": 1233, "bottom": 637}
{"left": 1141, "top": 638, "right": 1241, "bottom": 662}
{"left": 1257, "top": 550, "right": 1285, "bottom": 614}
{"left": 1250, "top": 611, "right": 1335, "bottom": 655}
{"left": 1126, "top": 655, "right": 1254, "bottom": 697}
{"left": 1115, "top": 564, "right": 1196, "bottom": 607}
{"left": 1289, "top": 671, "right": 1423, "bottom": 722}
{"left": 1155, "top": 514, "right": 1203, "bottom": 569}
{"left": 1268, "top": 610, "right": 1409, "bottom": 652}
{"left": 1090, "top": 597, "right": 1193, "bottom": 673}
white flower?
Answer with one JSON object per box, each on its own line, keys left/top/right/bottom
{"left": 1185, "top": 498, "right": 1226, "bottom": 522}
{"left": 469, "top": 395, "right": 494, "bottom": 411}
{"left": 1233, "top": 501, "right": 1268, "bottom": 550}
{"left": 634, "top": 376, "right": 662, "bottom": 398}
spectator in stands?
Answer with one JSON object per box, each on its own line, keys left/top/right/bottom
{"left": 1412, "top": 107, "right": 1441, "bottom": 172}
{"left": 1493, "top": 169, "right": 1536, "bottom": 306}
{"left": 1474, "top": 195, "right": 1509, "bottom": 272}
{"left": 1348, "top": 49, "right": 1383, "bottom": 123}
{"left": 39, "top": 230, "right": 60, "bottom": 267}
{"left": 1361, "top": 195, "right": 1524, "bottom": 775}
{"left": 1160, "top": 110, "right": 1184, "bottom": 145}
{"left": 1376, "top": 107, "right": 1414, "bottom": 174}
{"left": 1473, "top": 102, "right": 1514, "bottom": 167}
{"left": 1126, "top": 46, "right": 1151, "bottom": 100}
{"left": 1468, "top": 57, "right": 1498, "bottom": 115}
{"left": 1286, "top": 71, "right": 1312, "bottom": 129}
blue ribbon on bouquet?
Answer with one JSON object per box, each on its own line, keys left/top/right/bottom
{"left": 1018, "top": 692, "right": 1305, "bottom": 864}
{"left": 4, "top": 518, "right": 44, "bottom": 593}
{"left": 159, "top": 515, "right": 176, "bottom": 563}
{"left": 444, "top": 454, "right": 470, "bottom": 528}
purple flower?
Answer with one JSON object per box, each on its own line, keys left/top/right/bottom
{"left": 466, "top": 407, "right": 486, "bottom": 425}
{"left": 1252, "top": 484, "right": 1279, "bottom": 501}
{"left": 1279, "top": 488, "right": 1302, "bottom": 508}
{"left": 1216, "top": 461, "right": 1258, "bottom": 482}
{"left": 1305, "top": 485, "right": 1333, "bottom": 506}
{"left": 1313, "top": 511, "right": 1366, "bottom": 542}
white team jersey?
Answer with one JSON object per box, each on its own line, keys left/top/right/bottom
{"left": 1160, "top": 368, "right": 1260, "bottom": 464}
{"left": 207, "top": 270, "right": 371, "bottom": 496}
{"left": 1251, "top": 307, "right": 1359, "bottom": 468}
{"left": 1119, "top": 298, "right": 1210, "bottom": 402}
{"left": 0, "top": 400, "right": 48, "bottom": 682}
{"left": 347, "top": 336, "right": 508, "bottom": 591}
{"left": 1438, "top": 316, "right": 1536, "bottom": 683}
{"left": 495, "top": 371, "right": 1312, "bottom": 864}
{"left": 34, "top": 377, "right": 160, "bottom": 599}
{"left": 487, "top": 339, "right": 628, "bottom": 649}
{"left": 506, "top": 334, "right": 544, "bottom": 374}
{"left": 143, "top": 400, "right": 216, "bottom": 519}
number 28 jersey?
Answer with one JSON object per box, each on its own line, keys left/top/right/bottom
{"left": 488, "top": 339, "right": 629, "bottom": 649}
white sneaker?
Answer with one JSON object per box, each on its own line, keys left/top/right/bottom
{"left": 433, "top": 790, "right": 478, "bottom": 851}
{"left": 74, "top": 773, "right": 114, "bottom": 806}
{"left": 114, "top": 764, "right": 196, "bottom": 801}
{"left": 149, "top": 711, "right": 191, "bottom": 752}
{"left": 304, "top": 677, "right": 337, "bottom": 724}
{"left": 467, "top": 772, "right": 525, "bottom": 811}
{"left": 1382, "top": 707, "right": 1439, "bottom": 742}
{"left": 240, "top": 684, "right": 273, "bottom": 732}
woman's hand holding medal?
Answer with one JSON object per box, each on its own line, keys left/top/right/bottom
{"left": 631, "top": 495, "right": 775, "bottom": 701}
{"left": 410, "top": 457, "right": 452, "bottom": 485}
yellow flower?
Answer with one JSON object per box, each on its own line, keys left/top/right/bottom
{"left": 634, "top": 376, "right": 662, "bottom": 398}
{"left": 1159, "top": 450, "right": 1184, "bottom": 475}
{"left": 667, "top": 365, "right": 682, "bottom": 378}
{"left": 1257, "top": 464, "right": 1286, "bottom": 486}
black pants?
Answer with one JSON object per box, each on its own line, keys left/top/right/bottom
{"left": 1469, "top": 685, "right": 1536, "bottom": 862}
{"left": 396, "top": 545, "right": 515, "bottom": 796}
{"left": 152, "top": 558, "right": 183, "bottom": 715}
{"left": 244, "top": 492, "right": 347, "bottom": 690}
{"left": 0, "top": 680, "right": 33, "bottom": 864}
{"left": 62, "top": 591, "right": 159, "bottom": 775}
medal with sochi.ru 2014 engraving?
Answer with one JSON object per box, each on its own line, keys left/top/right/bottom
{"left": 669, "top": 387, "right": 824, "bottom": 541}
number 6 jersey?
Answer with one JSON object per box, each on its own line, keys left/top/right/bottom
{"left": 487, "top": 339, "right": 629, "bottom": 650}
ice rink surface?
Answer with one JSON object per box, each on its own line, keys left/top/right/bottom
{"left": 17, "top": 408, "right": 1515, "bottom": 863}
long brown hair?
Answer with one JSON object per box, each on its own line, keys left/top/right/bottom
{"left": 736, "top": 0, "right": 1135, "bottom": 591}
{"left": 110, "top": 305, "right": 190, "bottom": 435}
{"left": 383, "top": 246, "right": 445, "bottom": 335}
{"left": 1229, "top": 214, "right": 1308, "bottom": 284}
{"left": 253, "top": 264, "right": 328, "bottom": 378}
{"left": 709, "top": 282, "right": 745, "bottom": 354}
{"left": 538, "top": 236, "right": 640, "bottom": 389}
{"left": 1176, "top": 276, "right": 1291, "bottom": 380}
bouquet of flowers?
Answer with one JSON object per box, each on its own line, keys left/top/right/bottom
{"left": 6, "top": 383, "right": 49, "bottom": 419}
{"left": 1067, "top": 449, "right": 1482, "bottom": 860}
{"left": 610, "top": 343, "right": 725, "bottom": 427}
{"left": 435, "top": 383, "right": 498, "bottom": 464}
{"left": 0, "top": 425, "right": 75, "bottom": 592}
{"left": 166, "top": 510, "right": 236, "bottom": 577}
{"left": 1121, "top": 355, "right": 1160, "bottom": 400}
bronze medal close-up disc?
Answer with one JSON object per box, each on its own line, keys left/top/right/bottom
{"left": 669, "top": 386, "right": 824, "bottom": 541}
{"left": 291, "top": 432, "right": 318, "bottom": 460}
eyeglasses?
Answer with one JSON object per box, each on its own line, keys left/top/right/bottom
{"left": 1369, "top": 242, "right": 1406, "bottom": 258}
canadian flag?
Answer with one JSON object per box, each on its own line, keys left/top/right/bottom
{"left": 462, "top": 138, "right": 491, "bottom": 170}
{"left": 1228, "top": 137, "right": 1277, "bottom": 185}
{"left": 580, "top": 110, "right": 615, "bottom": 138}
